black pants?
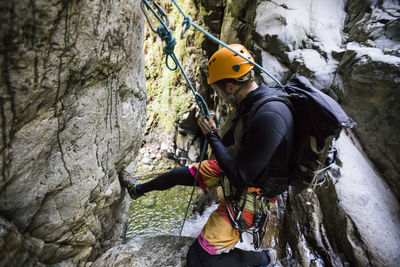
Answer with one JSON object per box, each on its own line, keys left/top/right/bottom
{"left": 136, "top": 167, "right": 194, "bottom": 194}
{"left": 187, "top": 238, "right": 270, "bottom": 267}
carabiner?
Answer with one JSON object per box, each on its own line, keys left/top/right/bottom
{"left": 195, "top": 93, "right": 210, "bottom": 118}
{"left": 181, "top": 16, "right": 192, "bottom": 39}
{"left": 141, "top": 0, "right": 170, "bottom": 33}
{"left": 153, "top": 1, "right": 170, "bottom": 27}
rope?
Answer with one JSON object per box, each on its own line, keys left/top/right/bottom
{"left": 179, "top": 139, "right": 208, "bottom": 236}
{"left": 140, "top": 0, "right": 284, "bottom": 237}
{"left": 156, "top": 25, "right": 178, "bottom": 70}
{"left": 170, "top": 0, "right": 285, "bottom": 91}
{"left": 141, "top": 0, "right": 210, "bottom": 117}
{"left": 141, "top": 1, "right": 212, "bottom": 237}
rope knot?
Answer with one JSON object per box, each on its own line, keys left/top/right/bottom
{"left": 157, "top": 25, "right": 176, "bottom": 55}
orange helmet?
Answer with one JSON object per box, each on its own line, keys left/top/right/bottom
{"left": 207, "top": 44, "right": 254, "bottom": 84}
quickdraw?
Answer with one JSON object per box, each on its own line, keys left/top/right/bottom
{"left": 140, "top": 0, "right": 169, "bottom": 33}
{"left": 220, "top": 175, "right": 271, "bottom": 249}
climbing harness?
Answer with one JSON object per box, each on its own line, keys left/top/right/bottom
{"left": 140, "top": 0, "right": 284, "bottom": 236}
{"left": 220, "top": 175, "right": 270, "bottom": 249}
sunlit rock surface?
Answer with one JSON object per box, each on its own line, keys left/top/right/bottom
{"left": 0, "top": 0, "right": 146, "bottom": 265}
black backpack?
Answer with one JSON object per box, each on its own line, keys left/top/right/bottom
{"left": 222, "top": 76, "right": 355, "bottom": 247}
{"left": 223, "top": 77, "right": 355, "bottom": 247}
{"left": 251, "top": 76, "right": 356, "bottom": 194}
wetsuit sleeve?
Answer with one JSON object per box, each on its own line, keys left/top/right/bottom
{"left": 206, "top": 102, "right": 292, "bottom": 190}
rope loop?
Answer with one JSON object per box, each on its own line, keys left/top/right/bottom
{"left": 166, "top": 53, "right": 178, "bottom": 71}
{"left": 157, "top": 25, "right": 178, "bottom": 70}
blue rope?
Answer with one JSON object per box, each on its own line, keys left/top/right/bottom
{"left": 141, "top": 2, "right": 212, "bottom": 235}
{"left": 171, "top": 0, "right": 285, "bottom": 91}
{"left": 179, "top": 139, "right": 208, "bottom": 236}
{"left": 142, "top": 0, "right": 210, "bottom": 117}
{"left": 156, "top": 26, "right": 178, "bottom": 71}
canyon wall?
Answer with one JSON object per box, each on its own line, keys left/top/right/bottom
{"left": 0, "top": 0, "right": 146, "bottom": 265}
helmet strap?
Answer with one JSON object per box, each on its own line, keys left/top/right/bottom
{"left": 216, "top": 70, "right": 254, "bottom": 107}
{"left": 224, "top": 81, "right": 248, "bottom": 107}
{"left": 233, "top": 81, "right": 247, "bottom": 97}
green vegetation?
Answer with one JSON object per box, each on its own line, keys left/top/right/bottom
{"left": 143, "top": 0, "right": 205, "bottom": 135}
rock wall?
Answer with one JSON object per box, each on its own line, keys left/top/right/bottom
{"left": 250, "top": 0, "right": 400, "bottom": 199}
{"left": 198, "top": 0, "right": 400, "bottom": 266}
{"left": 0, "top": 0, "right": 146, "bottom": 265}
{"left": 216, "top": 0, "right": 399, "bottom": 266}
{"left": 92, "top": 235, "right": 195, "bottom": 266}
{"left": 335, "top": 1, "right": 400, "bottom": 199}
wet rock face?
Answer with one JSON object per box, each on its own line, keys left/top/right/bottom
{"left": 0, "top": 0, "right": 146, "bottom": 265}
{"left": 336, "top": 1, "right": 400, "bottom": 199}
{"left": 197, "top": 0, "right": 400, "bottom": 266}
{"left": 251, "top": 0, "right": 400, "bottom": 199}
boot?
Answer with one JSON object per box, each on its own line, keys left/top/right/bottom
{"left": 118, "top": 170, "right": 144, "bottom": 199}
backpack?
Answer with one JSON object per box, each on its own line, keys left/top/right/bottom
{"left": 250, "top": 76, "right": 356, "bottom": 195}
{"left": 222, "top": 77, "right": 356, "bottom": 248}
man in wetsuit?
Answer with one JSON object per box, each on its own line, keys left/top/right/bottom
{"left": 119, "top": 44, "right": 294, "bottom": 267}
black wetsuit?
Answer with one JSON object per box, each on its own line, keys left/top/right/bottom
{"left": 207, "top": 83, "right": 294, "bottom": 191}
{"left": 138, "top": 84, "right": 294, "bottom": 194}
{"left": 137, "top": 84, "right": 294, "bottom": 267}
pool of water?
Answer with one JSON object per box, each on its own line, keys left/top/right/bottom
{"left": 127, "top": 180, "right": 203, "bottom": 239}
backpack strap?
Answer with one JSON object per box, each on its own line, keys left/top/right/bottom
{"left": 245, "top": 94, "right": 295, "bottom": 212}
{"left": 244, "top": 93, "right": 293, "bottom": 183}
{"left": 248, "top": 95, "right": 293, "bottom": 123}
{"left": 240, "top": 94, "right": 293, "bottom": 149}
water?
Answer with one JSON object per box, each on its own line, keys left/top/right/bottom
{"left": 180, "top": 202, "right": 219, "bottom": 237}
{"left": 127, "top": 181, "right": 206, "bottom": 239}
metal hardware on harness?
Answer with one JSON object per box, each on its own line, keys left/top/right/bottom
{"left": 252, "top": 195, "right": 270, "bottom": 249}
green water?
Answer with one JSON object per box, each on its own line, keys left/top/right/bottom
{"left": 127, "top": 181, "right": 201, "bottom": 239}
